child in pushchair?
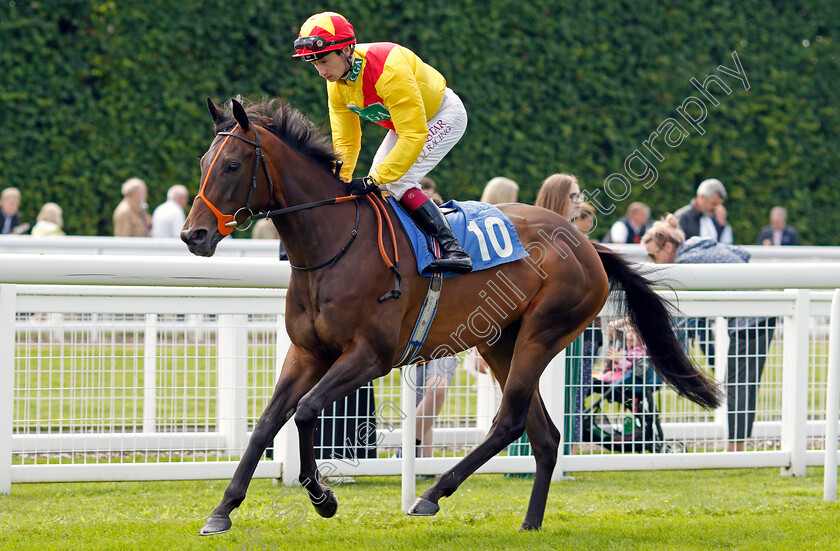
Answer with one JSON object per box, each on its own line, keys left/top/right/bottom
{"left": 581, "top": 318, "right": 683, "bottom": 453}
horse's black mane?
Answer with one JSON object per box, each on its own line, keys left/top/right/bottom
{"left": 215, "top": 97, "right": 338, "bottom": 174}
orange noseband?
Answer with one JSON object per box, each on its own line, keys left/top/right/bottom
{"left": 197, "top": 128, "right": 237, "bottom": 235}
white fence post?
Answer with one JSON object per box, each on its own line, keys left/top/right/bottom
{"left": 475, "top": 371, "right": 496, "bottom": 436}
{"left": 217, "top": 314, "right": 248, "bottom": 457}
{"left": 0, "top": 285, "right": 16, "bottom": 495}
{"left": 824, "top": 289, "right": 840, "bottom": 502}
{"left": 143, "top": 314, "right": 157, "bottom": 434}
{"left": 401, "top": 363, "right": 417, "bottom": 512}
{"left": 275, "top": 312, "right": 300, "bottom": 485}
{"left": 541, "top": 348, "right": 566, "bottom": 480}
{"left": 781, "top": 289, "right": 809, "bottom": 477}
{"left": 713, "top": 316, "right": 730, "bottom": 445}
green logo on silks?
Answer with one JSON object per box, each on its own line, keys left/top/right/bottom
{"left": 348, "top": 103, "right": 391, "bottom": 123}
{"left": 346, "top": 58, "right": 363, "bottom": 82}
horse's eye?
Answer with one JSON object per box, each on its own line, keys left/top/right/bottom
{"left": 225, "top": 161, "right": 241, "bottom": 172}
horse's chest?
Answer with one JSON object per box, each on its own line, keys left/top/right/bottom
{"left": 287, "top": 302, "right": 357, "bottom": 348}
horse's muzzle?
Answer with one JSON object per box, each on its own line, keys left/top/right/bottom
{"left": 181, "top": 226, "right": 217, "bottom": 257}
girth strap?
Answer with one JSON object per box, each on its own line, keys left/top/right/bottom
{"left": 393, "top": 239, "right": 443, "bottom": 367}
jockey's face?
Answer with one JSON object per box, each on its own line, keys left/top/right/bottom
{"left": 310, "top": 49, "right": 350, "bottom": 82}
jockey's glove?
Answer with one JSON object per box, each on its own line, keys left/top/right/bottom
{"left": 346, "top": 175, "right": 380, "bottom": 196}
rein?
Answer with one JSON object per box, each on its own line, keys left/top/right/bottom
{"left": 201, "top": 124, "right": 402, "bottom": 300}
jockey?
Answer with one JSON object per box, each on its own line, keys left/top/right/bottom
{"left": 294, "top": 11, "right": 472, "bottom": 274}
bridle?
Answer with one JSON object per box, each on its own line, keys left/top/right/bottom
{"left": 197, "top": 123, "right": 275, "bottom": 236}
{"left": 197, "top": 120, "right": 401, "bottom": 299}
{"left": 196, "top": 123, "right": 364, "bottom": 272}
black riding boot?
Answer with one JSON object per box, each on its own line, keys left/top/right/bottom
{"left": 409, "top": 199, "right": 473, "bottom": 274}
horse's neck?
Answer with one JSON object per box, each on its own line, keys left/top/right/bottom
{"left": 268, "top": 150, "right": 357, "bottom": 267}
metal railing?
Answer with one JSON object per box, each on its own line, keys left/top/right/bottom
{"left": 0, "top": 253, "right": 838, "bottom": 503}
{"left": 3, "top": 234, "right": 840, "bottom": 263}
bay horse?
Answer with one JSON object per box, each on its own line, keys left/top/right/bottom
{"left": 181, "top": 97, "right": 721, "bottom": 535}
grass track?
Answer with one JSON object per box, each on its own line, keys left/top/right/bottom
{"left": 2, "top": 468, "right": 839, "bottom": 550}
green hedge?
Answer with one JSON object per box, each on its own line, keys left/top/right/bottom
{"left": 1, "top": 0, "right": 837, "bottom": 244}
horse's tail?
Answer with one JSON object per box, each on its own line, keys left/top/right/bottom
{"left": 594, "top": 243, "right": 722, "bottom": 409}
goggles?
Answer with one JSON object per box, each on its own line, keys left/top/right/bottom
{"left": 294, "top": 35, "right": 354, "bottom": 54}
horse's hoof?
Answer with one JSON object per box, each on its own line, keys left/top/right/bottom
{"left": 312, "top": 488, "right": 338, "bottom": 518}
{"left": 519, "top": 522, "right": 541, "bottom": 532}
{"left": 407, "top": 497, "right": 439, "bottom": 516}
{"left": 198, "top": 515, "right": 232, "bottom": 536}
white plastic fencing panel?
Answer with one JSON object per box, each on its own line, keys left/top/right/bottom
{"left": 0, "top": 285, "right": 16, "bottom": 494}
{"left": 824, "top": 289, "right": 840, "bottom": 502}
{"left": 4, "top": 285, "right": 840, "bottom": 487}
{"left": 9, "top": 286, "right": 287, "bottom": 483}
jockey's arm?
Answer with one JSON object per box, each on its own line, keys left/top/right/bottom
{"left": 329, "top": 90, "right": 362, "bottom": 182}
{"left": 369, "top": 66, "right": 429, "bottom": 185}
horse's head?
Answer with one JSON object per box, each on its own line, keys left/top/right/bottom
{"left": 181, "top": 98, "right": 274, "bottom": 256}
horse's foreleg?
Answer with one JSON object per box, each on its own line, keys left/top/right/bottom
{"left": 199, "top": 354, "right": 320, "bottom": 536}
{"left": 293, "top": 343, "right": 386, "bottom": 518}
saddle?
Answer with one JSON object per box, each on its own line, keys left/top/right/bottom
{"left": 387, "top": 198, "right": 528, "bottom": 278}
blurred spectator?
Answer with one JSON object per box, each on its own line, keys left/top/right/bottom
{"left": 252, "top": 218, "right": 280, "bottom": 239}
{"left": 419, "top": 176, "right": 444, "bottom": 206}
{"left": 150, "top": 184, "right": 189, "bottom": 238}
{"left": 572, "top": 202, "right": 597, "bottom": 236}
{"left": 252, "top": 217, "right": 288, "bottom": 260}
{"left": 31, "top": 203, "right": 65, "bottom": 237}
{"left": 0, "top": 187, "right": 23, "bottom": 234}
{"left": 674, "top": 178, "right": 726, "bottom": 240}
{"left": 535, "top": 173, "right": 582, "bottom": 219}
{"left": 642, "top": 214, "right": 776, "bottom": 451}
{"left": 113, "top": 177, "right": 150, "bottom": 237}
{"left": 480, "top": 176, "right": 519, "bottom": 204}
{"left": 420, "top": 176, "right": 437, "bottom": 195}
{"left": 412, "top": 356, "right": 458, "bottom": 462}
{"left": 757, "top": 206, "right": 799, "bottom": 246}
{"left": 715, "top": 204, "right": 734, "bottom": 244}
{"left": 598, "top": 318, "right": 649, "bottom": 384}
{"left": 602, "top": 201, "right": 650, "bottom": 243}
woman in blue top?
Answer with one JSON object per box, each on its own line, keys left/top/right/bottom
{"left": 641, "top": 214, "right": 776, "bottom": 452}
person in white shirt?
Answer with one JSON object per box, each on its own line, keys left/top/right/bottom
{"left": 605, "top": 201, "right": 651, "bottom": 243}
{"left": 150, "top": 185, "right": 188, "bottom": 238}
{"left": 714, "top": 204, "right": 734, "bottom": 244}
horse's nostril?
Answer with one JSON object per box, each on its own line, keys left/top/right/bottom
{"left": 191, "top": 229, "right": 207, "bottom": 244}
{"left": 181, "top": 228, "right": 207, "bottom": 246}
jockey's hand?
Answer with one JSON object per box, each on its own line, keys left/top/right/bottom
{"left": 345, "top": 176, "right": 379, "bottom": 196}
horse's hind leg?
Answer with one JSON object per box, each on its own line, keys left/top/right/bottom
{"left": 520, "top": 389, "right": 561, "bottom": 531}
{"left": 199, "top": 347, "right": 321, "bottom": 536}
{"left": 465, "top": 336, "right": 562, "bottom": 531}
{"left": 410, "top": 320, "right": 576, "bottom": 527}
{"left": 409, "top": 324, "right": 550, "bottom": 508}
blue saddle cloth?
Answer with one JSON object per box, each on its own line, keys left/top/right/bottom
{"left": 387, "top": 198, "right": 528, "bottom": 277}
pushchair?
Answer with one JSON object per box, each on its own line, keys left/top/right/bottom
{"left": 580, "top": 323, "right": 685, "bottom": 453}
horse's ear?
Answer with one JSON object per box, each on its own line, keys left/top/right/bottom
{"left": 232, "top": 99, "right": 250, "bottom": 132}
{"left": 207, "top": 98, "right": 224, "bottom": 123}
